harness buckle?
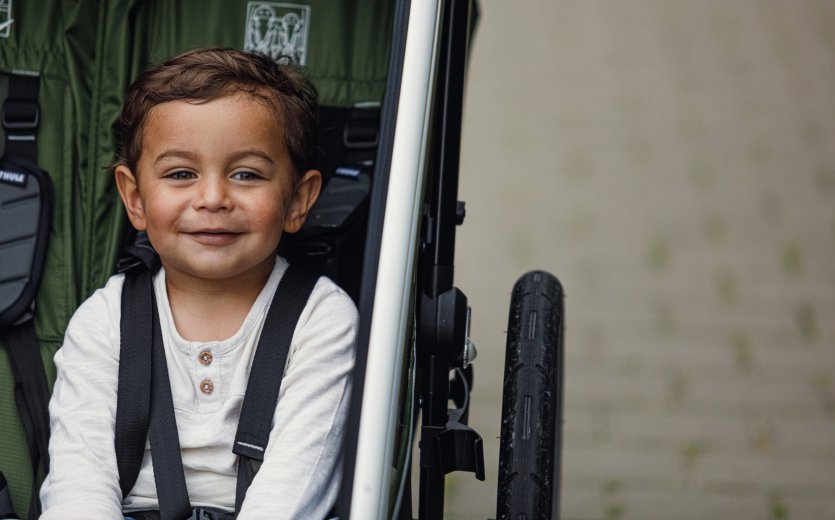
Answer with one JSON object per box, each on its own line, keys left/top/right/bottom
{"left": 2, "top": 99, "right": 40, "bottom": 131}
{"left": 188, "top": 506, "right": 234, "bottom": 519}
{"left": 343, "top": 107, "right": 379, "bottom": 150}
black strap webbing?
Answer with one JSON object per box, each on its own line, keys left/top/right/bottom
{"left": 147, "top": 292, "right": 191, "bottom": 520}
{"left": 1, "top": 322, "right": 50, "bottom": 520}
{"left": 232, "top": 266, "right": 319, "bottom": 513}
{"left": 115, "top": 267, "right": 154, "bottom": 499}
{"left": 116, "top": 250, "right": 191, "bottom": 519}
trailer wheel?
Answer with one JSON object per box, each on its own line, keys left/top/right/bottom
{"left": 496, "top": 271, "right": 564, "bottom": 520}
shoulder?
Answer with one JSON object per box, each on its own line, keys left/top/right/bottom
{"left": 305, "top": 275, "right": 358, "bottom": 326}
{"left": 274, "top": 257, "right": 357, "bottom": 327}
{"left": 67, "top": 273, "right": 126, "bottom": 331}
{"left": 287, "top": 273, "right": 358, "bottom": 355}
{"left": 57, "top": 273, "right": 126, "bottom": 363}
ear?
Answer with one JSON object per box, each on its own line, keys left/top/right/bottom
{"left": 283, "top": 169, "right": 322, "bottom": 233}
{"left": 114, "top": 165, "right": 148, "bottom": 231}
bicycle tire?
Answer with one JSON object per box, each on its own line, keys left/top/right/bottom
{"left": 496, "top": 270, "right": 564, "bottom": 520}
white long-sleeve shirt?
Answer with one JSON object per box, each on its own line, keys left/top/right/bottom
{"left": 40, "top": 257, "right": 357, "bottom": 519}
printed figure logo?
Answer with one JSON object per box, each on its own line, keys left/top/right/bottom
{"left": 244, "top": 2, "right": 311, "bottom": 66}
{"left": 0, "top": 0, "right": 13, "bottom": 38}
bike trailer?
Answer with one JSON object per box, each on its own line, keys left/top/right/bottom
{"left": 0, "top": 1, "right": 565, "bottom": 518}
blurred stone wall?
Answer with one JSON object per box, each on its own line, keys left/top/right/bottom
{"left": 446, "top": 1, "right": 835, "bottom": 518}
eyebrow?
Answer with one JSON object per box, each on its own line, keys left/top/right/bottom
{"left": 153, "top": 150, "right": 198, "bottom": 165}
{"left": 228, "top": 149, "right": 275, "bottom": 164}
{"left": 153, "top": 149, "right": 275, "bottom": 165}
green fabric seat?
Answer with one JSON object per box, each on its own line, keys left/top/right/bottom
{"left": 0, "top": 1, "right": 391, "bottom": 516}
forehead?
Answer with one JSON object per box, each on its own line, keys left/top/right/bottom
{"left": 139, "top": 94, "right": 288, "bottom": 165}
{"left": 145, "top": 93, "right": 280, "bottom": 136}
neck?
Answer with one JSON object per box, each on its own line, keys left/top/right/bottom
{"left": 162, "top": 256, "right": 276, "bottom": 342}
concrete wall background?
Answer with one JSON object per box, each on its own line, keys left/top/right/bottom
{"left": 443, "top": 1, "right": 835, "bottom": 518}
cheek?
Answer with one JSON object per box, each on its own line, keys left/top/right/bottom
{"left": 252, "top": 190, "right": 292, "bottom": 224}
{"left": 256, "top": 206, "right": 288, "bottom": 234}
{"left": 142, "top": 196, "right": 180, "bottom": 231}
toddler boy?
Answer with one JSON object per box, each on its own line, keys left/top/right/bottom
{"left": 39, "top": 48, "right": 357, "bottom": 519}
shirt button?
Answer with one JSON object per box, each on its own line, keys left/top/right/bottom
{"left": 199, "top": 350, "right": 213, "bottom": 366}
{"left": 200, "top": 379, "right": 214, "bottom": 394}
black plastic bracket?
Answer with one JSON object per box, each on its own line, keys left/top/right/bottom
{"left": 438, "top": 408, "right": 485, "bottom": 480}
{"left": 436, "top": 287, "right": 468, "bottom": 367}
{"left": 419, "top": 410, "right": 485, "bottom": 481}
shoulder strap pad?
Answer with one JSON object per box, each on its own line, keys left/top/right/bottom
{"left": 0, "top": 156, "right": 52, "bottom": 329}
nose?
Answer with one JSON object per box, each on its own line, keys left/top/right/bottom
{"left": 195, "top": 175, "right": 232, "bottom": 211}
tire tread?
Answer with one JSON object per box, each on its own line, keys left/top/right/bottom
{"left": 496, "top": 271, "right": 564, "bottom": 520}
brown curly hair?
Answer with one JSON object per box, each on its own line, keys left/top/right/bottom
{"left": 115, "top": 47, "right": 318, "bottom": 176}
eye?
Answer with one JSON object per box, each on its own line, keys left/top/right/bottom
{"left": 166, "top": 170, "right": 196, "bottom": 180}
{"left": 231, "top": 170, "right": 263, "bottom": 181}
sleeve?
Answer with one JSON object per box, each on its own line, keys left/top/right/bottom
{"left": 237, "top": 282, "right": 358, "bottom": 520}
{"left": 39, "top": 277, "right": 126, "bottom": 520}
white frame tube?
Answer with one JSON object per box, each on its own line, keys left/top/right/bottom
{"left": 349, "top": 1, "right": 444, "bottom": 518}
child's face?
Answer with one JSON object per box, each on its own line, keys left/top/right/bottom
{"left": 115, "top": 93, "right": 320, "bottom": 283}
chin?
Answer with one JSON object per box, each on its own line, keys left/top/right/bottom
{"left": 192, "top": 258, "right": 275, "bottom": 280}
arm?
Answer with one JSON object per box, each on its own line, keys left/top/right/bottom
{"left": 39, "top": 277, "right": 126, "bottom": 520}
{"left": 237, "top": 283, "right": 358, "bottom": 520}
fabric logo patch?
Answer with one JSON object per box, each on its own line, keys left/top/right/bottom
{"left": 244, "top": 2, "right": 311, "bottom": 66}
{"left": 0, "top": 169, "right": 27, "bottom": 187}
{"left": 0, "top": 0, "right": 13, "bottom": 38}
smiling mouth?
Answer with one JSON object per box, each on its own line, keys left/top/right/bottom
{"left": 187, "top": 229, "right": 242, "bottom": 245}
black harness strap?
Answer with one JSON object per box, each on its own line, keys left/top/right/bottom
{"left": 232, "top": 266, "right": 319, "bottom": 513}
{"left": 147, "top": 290, "right": 192, "bottom": 520}
{"left": 1, "top": 322, "right": 49, "bottom": 520}
{"left": 117, "top": 247, "right": 191, "bottom": 520}
{"left": 0, "top": 72, "right": 51, "bottom": 520}
{"left": 116, "top": 252, "right": 318, "bottom": 518}
{"left": 115, "top": 246, "right": 158, "bottom": 500}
